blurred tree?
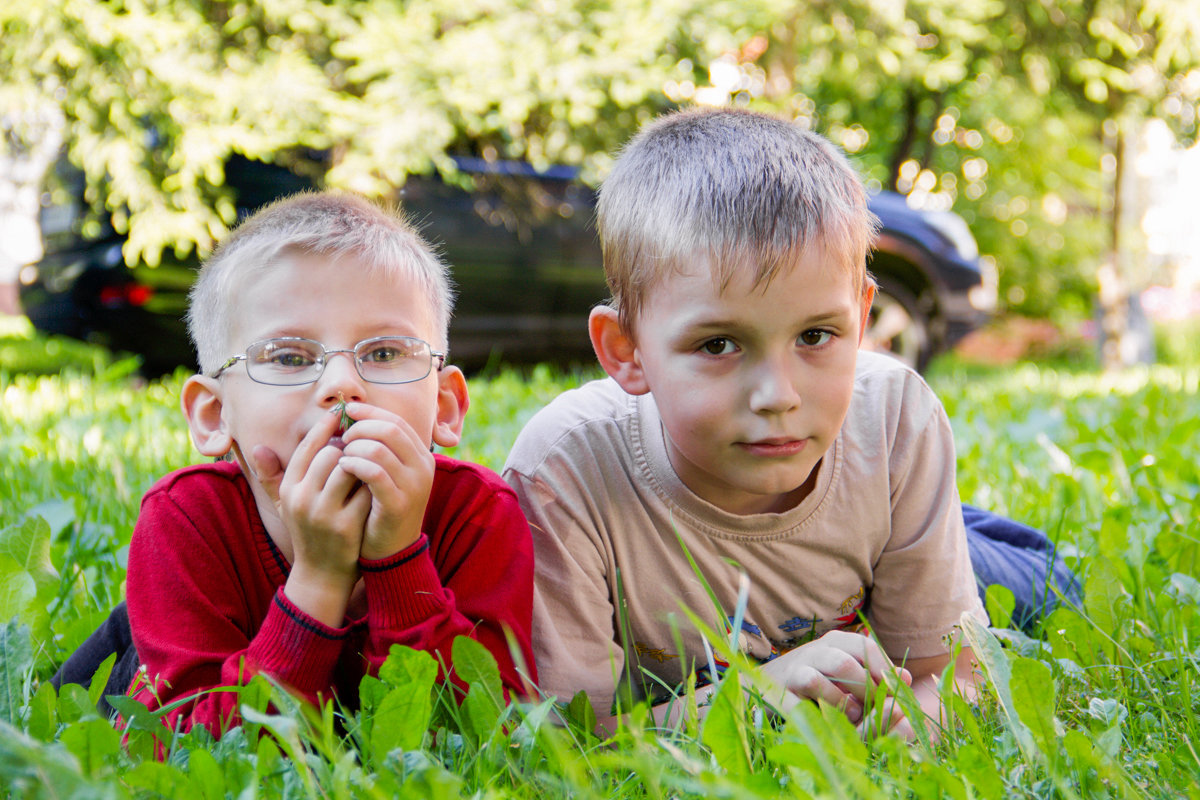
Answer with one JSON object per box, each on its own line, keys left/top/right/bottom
{"left": 695, "top": 0, "right": 1199, "bottom": 337}
{"left": 2, "top": 0, "right": 1197, "bottom": 342}
{"left": 0, "top": 0, "right": 712, "bottom": 263}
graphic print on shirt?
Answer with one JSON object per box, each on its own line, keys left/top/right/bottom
{"left": 772, "top": 585, "right": 867, "bottom": 651}
{"left": 635, "top": 642, "right": 680, "bottom": 664}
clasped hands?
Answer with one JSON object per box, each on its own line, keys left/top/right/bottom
{"left": 252, "top": 402, "right": 434, "bottom": 626}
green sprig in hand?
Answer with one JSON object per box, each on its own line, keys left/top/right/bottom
{"left": 335, "top": 391, "right": 354, "bottom": 435}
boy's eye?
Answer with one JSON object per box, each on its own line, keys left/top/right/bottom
{"left": 700, "top": 338, "right": 737, "bottom": 355}
{"left": 797, "top": 330, "right": 833, "bottom": 347}
{"left": 361, "top": 344, "right": 404, "bottom": 364}
{"left": 264, "top": 347, "right": 318, "bottom": 369}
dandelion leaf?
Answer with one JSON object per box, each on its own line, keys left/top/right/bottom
{"left": 453, "top": 636, "right": 504, "bottom": 739}
{"left": 700, "top": 671, "right": 751, "bottom": 778}
{"left": 1009, "top": 656, "right": 1057, "bottom": 754}
{"left": 0, "top": 619, "right": 32, "bottom": 726}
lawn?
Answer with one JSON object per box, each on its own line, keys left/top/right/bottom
{"left": 1, "top": 314, "right": 1198, "bottom": 798}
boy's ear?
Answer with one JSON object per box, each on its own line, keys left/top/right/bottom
{"left": 589, "top": 305, "right": 650, "bottom": 395}
{"left": 856, "top": 281, "right": 878, "bottom": 346}
{"left": 180, "top": 375, "right": 234, "bottom": 458}
{"left": 431, "top": 364, "right": 469, "bottom": 448}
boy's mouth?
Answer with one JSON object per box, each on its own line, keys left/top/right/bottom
{"left": 737, "top": 437, "right": 808, "bottom": 457}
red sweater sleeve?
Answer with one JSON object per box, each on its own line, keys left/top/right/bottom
{"left": 125, "top": 464, "right": 347, "bottom": 735}
{"left": 356, "top": 457, "right": 537, "bottom": 697}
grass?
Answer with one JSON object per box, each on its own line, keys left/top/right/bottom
{"left": 1, "top": 314, "right": 1199, "bottom": 798}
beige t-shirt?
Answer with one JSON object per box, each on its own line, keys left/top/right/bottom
{"left": 503, "top": 351, "right": 986, "bottom": 713}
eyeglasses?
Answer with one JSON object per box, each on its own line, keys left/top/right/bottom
{"left": 211, "top": 336, "right": 446, "bottom": 386}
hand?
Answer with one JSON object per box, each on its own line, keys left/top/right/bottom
{"left": 335, "top": 401, "right": 435, "bottom": 560}
{"left": 759, "top": 630, "right": 914, "bottom": 738}
{"left": 252, "top": 410, "right": 369, "bottom": 626}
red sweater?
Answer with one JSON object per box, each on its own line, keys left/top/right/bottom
{"left": 125, "top": 457, "right": 535, "bottom": 736}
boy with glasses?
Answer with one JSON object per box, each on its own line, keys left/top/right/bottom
{"left": 56, "top": 191, "right": 535, "bottom": 736}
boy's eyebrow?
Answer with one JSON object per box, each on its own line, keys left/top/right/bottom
{"left": 682, "top": 306, "right": 857, "bottom": 333}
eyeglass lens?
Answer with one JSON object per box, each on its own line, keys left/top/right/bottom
{"left": 246, "top": 337, "right": 433, "bottom": 385}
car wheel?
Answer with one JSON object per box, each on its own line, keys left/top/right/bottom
{"left": 864, "top": 278, "right": 931, "bottom": 373}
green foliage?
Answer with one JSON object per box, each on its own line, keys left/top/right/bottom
{"left": 5, "top": 3, "right": 1198, "bottom": 323}
{"left": 1, "top": 325, "right": 1199, "bottom": 795}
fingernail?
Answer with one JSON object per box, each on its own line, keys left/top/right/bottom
{"left": 846, "top": 700, "right": 863, "bottom": 724}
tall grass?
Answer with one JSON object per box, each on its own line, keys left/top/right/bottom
{"left": 2, "top": 316, "right": 1198, "bottom": 798}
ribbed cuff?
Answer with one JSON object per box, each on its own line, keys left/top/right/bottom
{"left": 247, "top": 590, "right": 350, "bottom": 695}
{"left": 358, "top": 535, "right": 448, "bottom": 629}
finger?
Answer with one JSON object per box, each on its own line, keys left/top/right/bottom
{"left": 856, "top": 695, "right": 915, "bottom": 741}
{"left": 856, "top": 637, "right": 903, "bottom": 687}
{"left": 821, "top": 630, "right": 900, "bottom": 687}
{"left": 249, "top": 445, "right": 286, "bottom": 507}
{"left": 339, "top": 414, "right": 433, "bottom": 498}
{"left": 762, "top": 657, "right": 865, "bottom": 711}
{"left": 339, "top": 437, "right": 431, "bottom": 499}
{"left": 341, "top": 408, "right": 430, "bottom": 459}
{"left": 287, "top": 409, "right": 344, "bottom": 483}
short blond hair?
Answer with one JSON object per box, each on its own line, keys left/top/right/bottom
{"left": 187, "top": 191, "right": 454, "bottom": 374}
{"left": 597, "top": 107, "right": 878, "bottom": 331}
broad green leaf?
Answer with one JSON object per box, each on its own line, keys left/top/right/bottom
{"left": 1166, "top": 572, "right": 1200, "bottom": 605}
{"left": 0, "top": 719, "right": 92, "bottom": 798}
{"left": 462, "top": 687, "right": 502, "bottom": 743}
{"left": 959, "top": 611, "right": 1036, "bottom": 761}
{"left": 563, "top": 689, "right": 597, "bottom": 735}
{"left": 87, "top": 653, "right": 116, "bottom": 713}
{"left": 983, "top": 583, "right": 1015, "bottom": 629}
{"left": 1084, "top": 558, "right": 1128, "bottom": 660}
{"left": 125, "top": 760, "right": 201, "bottom": 800}
{"left": 0, "top": 619, "right": 32, "bottom": 726}
{"left": 26, "top": 679, "right": 58, "bottom": 742}
{"left": 371, "top": 682, "right": 433, "bottom": 758}
{"left": 453, "top": 636, "right": 503, "bottom": 737}
{"left": 106, "top": 694, "right": 166, "bottom": 734}
{"left": 59, "top": 717, "right": 121, "bottom": 776}
{"left": 0, "top": 564, "right": 35, "bottom": 622}
{"left": 378, "top": 643, "right": 438, "bottom": 691}
{"left": 358, "top": 673, "right": 387, "bottom": 716}
{"left": 255, "top": 734, "right": 283, "bottom": 783}
{"left": 186, "top": 748, "right": 227, "bottom": 800}
{"left": 0, "top": 516, "right": 58, "bottom": 584}
{"left": 700, "top": 671, "right": 751, "bottom": 778}
{"left": 1009, "top": 657, "right": 1057, "bottom": 755}
{"left": 951, "top": 742, "right": 1005, "bottom": 800}
{"left": 56, "top": 682, "right": 98, "bottom": 724}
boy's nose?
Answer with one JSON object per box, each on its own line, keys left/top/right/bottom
{"left": 748, "top": 357, "right": 802, "bottom": 414}
{"left": 319, "top": 351, "right": 366, "bottom": 405}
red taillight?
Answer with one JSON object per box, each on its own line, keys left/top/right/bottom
{"left": 127, "top": 284, "right": 153, "bottom": 306}
{"left": 99, "top": 283, "right": 154, "bottom": 308}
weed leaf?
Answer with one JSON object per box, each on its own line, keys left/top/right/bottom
{"left": 368, "top": 646, "right": 439, "bottom": 759}
{"left": 700, "top": 670, "right": 751, "bottom": 778}
{"left": 959, "top": 611, "right": 1038, "bottom": 760}
{"left": 1009, "top": 656, "right": 1057, "bottom": 754}
{"left": 0, "top": 619, "right": 32, "bottom": 726}
{"left": 58, "top": 717, "right": 121, "bottom": 775}
{"left": 453, "top": 636, "right": 504, "bottom": 738}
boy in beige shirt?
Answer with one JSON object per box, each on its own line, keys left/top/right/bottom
{"left": 504, "top": 108, "right": 1066, "bottom": 737}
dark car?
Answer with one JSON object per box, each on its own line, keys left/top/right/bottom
{"left": 20, "top": 156, "right": 993, "bottom": 375}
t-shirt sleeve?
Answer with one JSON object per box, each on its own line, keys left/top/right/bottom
{"left": 126, "top": 484, "right": 347, "bottom": 736}
{"left": 355, "top": 469, "right": 536, "bottom": 699}
{"left": 865, "top": 383, "right": 987, "bottom": 660}
{"left": 503, "top": 462, "right": 626, "bottom": 715}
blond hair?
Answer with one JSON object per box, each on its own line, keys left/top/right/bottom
{"left": 187, "top": 191, "right": 454, "bottom": 374}
{"left": 597, "top": 107, "right": 877, "bottom": 331}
